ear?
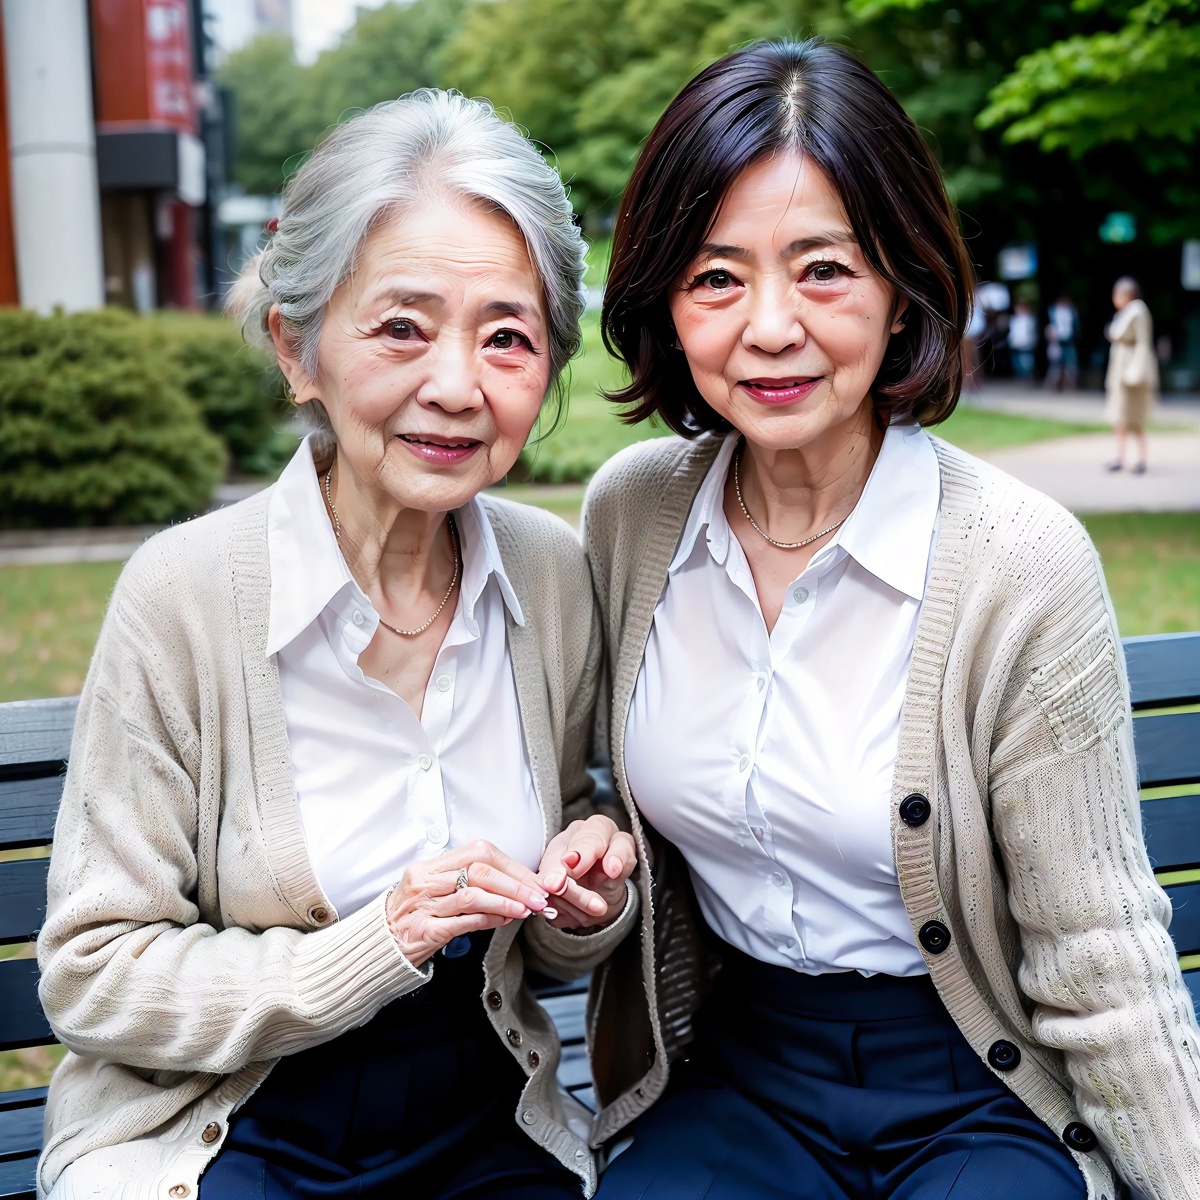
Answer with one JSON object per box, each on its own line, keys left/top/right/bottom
{"left": 890, "top": 296, "right": 910, "bottom": 336}
{"left": 267, "top": 304, "right": 315, "bottom": 405}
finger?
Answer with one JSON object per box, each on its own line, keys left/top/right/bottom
{"left": 563, "top": 817, "right": 617, "bottom": 880}
{"left": 467, "top": 861, "right": 550, "bottom": 911}
{"left": 432, "top": 887, "right": 532, "bottom": 922}
{"left": 545, "top": 896, "right": 593, "bottom": 928}
{"left": 601, "top": 833, "right": 637, "bottom": 880}
{"left": 555, "top": 875, "right": 610, "bottom": 918}
{"left": 462, "top": 840, "right": 548, "bottom": 894}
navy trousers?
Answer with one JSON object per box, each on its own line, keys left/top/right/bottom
{"left": 597, "top": 943, "right": 1086, "bottom": 1199}
{"left": 200, "top": 932, "right": 582, "bottom": 1199}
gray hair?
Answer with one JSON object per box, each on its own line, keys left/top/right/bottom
{"left": 227, "top": 90, "right": 586, "bottom": 438}
{"left": 1114, "top": 275, "right": 1142, "bottom": 301}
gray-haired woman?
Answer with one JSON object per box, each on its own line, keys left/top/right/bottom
{"left": 36, "top": 91, "right": 636, "bottom": 1200}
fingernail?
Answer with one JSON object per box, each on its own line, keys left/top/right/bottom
{"left": 528, "top": 895, "right": 547, "bottom": 911}
{"left": 564, "top": 851, "right": 581, "bottom": 868}
{"left": 541, "top": 906, "right": 559, "bottom": 920}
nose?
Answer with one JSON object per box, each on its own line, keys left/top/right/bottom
{"left": 414, "top": 335, "right": 485, "bottom": 414}
{"left": 742, "top": 278, "right": 804, "bottom": 356}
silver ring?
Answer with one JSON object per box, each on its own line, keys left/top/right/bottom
{"left": 455, "top": 867, "right": 470, "bottom": 891}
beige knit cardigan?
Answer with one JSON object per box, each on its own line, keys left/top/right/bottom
{"left": 581, "top": 432, "right": 1200, "bottom": 1200}
{"left": 36, "top": 489, "right": 634, "bottom": 1200}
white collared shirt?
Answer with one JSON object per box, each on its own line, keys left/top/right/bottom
{"left": 624, "top": 423, "right": 941, "bottom": 976}
{"left": 266, "top": 437, "right": 544, "bottom": 919}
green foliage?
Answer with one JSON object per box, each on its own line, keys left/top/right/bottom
{"left": 217, "top": 0, "right": 466, "bottom": 196}
{"left": 0, "top": 310, "right": 226, "bottom": 528}
{"left": 143, "top": 314, "right": 292, "bottom": 477}
{"left": 979, "top": 0, "right": 1200, "bottom": 153}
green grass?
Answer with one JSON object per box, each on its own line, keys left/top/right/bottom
{"left": 933, "top": 406, "right": 1105, "bottom": 455}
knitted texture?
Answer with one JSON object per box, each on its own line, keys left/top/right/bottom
{"left": 581, "top": 432, "right": 1200, "bottom": 1200}
{"left": 35, "top": 488, "right": 629, "bottom": 1199}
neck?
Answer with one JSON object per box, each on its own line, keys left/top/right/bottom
{"left": 736, "top": 399, "right": 883, "bottom": 543}
{"left": 323, "top": 458, "right": 455, "bottom": 603}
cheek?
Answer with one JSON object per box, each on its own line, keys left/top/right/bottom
{"left": 675, "top": 304, "right": 738, "bottom": 375}
{"left": 818, "top": 293, "right": 896, "bottom": 373}
{"left": 487, "top": 362, "right": 550, "bottom": 443}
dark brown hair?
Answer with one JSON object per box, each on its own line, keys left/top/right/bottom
{"left": 602, "top": 39, "right": 974, "bottom": 435}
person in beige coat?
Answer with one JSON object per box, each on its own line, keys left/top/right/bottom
{"left": 35, "top": 92, "right": 637, "bottom": 1200}
{"left": 1105, "top": 276, "right": 1159, "bottom": 473}
{"left": 582, "top": 39, "right": 1200, "bottom": 1200}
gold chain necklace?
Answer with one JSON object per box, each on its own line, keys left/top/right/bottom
{"left": 323, "top": 464, "right": 460, "bottom": 637}
{"left": 733, "top": 440, "right": 847, "bottom": 551}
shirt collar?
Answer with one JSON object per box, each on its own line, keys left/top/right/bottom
{"left": 669, "top": 423, "right": 940, "bottom": 601}
{"left": 265, "top": 435, "right": 523, "bottom": 657}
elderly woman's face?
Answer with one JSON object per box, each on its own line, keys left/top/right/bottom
{"left": 301, "top": 200, "right": 549, "bottom": 511}
{"left": 669, "top": 152, "right": 904, "bottom": 454}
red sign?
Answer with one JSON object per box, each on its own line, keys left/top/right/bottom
{"left": 144, "top": 0, "right": 195, "bottom": 133}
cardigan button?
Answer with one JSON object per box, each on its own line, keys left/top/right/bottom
{"left": 308, "top": 905, "right": 330, "bottom": 925}
{"left": 506, "top": 1028, "right": 522, "bottom": 1047}
{"left": 1062, "top": 1122, "right": 1098, "bottom": 1152}
{"left": 521, "top": 1108, "right": 536, "bottom": 1125}
{"left": 899, "top": 793, "right": 931, "bottom": 827}
{"left": 168, "top": 1187, "right": 190, "bottom": 1198}
{"left": 528, "top": 1049, "right": 541, "bottom": 1069}
{"left": 486, "top": 990, "right": 503, "bottom": 1010}
{"left": 200, "top": 1122, "right": 222, "bottom": 1144}
{"left": 918, "top": 920, "right": 951, "bottom": 955}
{"left": 987, "top": 1040, "right": 1021, "bottom": 1072}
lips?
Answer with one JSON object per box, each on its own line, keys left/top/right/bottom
{"left": 738, "top": 377, "right": 823, "bottom": 406}
{"left": 397, "top": 433, "right": 483, "bottom": 465}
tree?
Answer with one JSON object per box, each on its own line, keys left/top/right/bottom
{"left": 979, "top": 0, "right": 1200, "bottom": 154}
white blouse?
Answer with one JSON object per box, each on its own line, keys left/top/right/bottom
{"left": 266, "top": 437, "right": 544, "bottom": 918}
{"left": 624, "top": 424, "right": 941, "bottom": 977}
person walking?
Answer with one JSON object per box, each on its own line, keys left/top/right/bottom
{"left": 1104, "top": 276, "right": 1158, "bottom": 473}
{"left": 1047, "top": 294, "right": 1081, "bottom": 390}
{"left": 1007, "top": 300, "right": 1038, "bottom": 382}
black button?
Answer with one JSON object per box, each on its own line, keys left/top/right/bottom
{"left": 506, "top": 1028, "right": 522, "bottom": 1047}
{"left": 1062, "top": 1122, "right": 1097, "bottom": 1152}
{"left": 987, "top": 1040, "right": 1021, "bottom": 1071}
{"left": 899, "top": 793, "right": 931, "bottom": 827}
{"left": 918, "top": 920, "right": 951, "bottom": 955}
{"left": 486, "top": 991, "right": 503, "bottom": 1010}
{"left": 528, "top": 1050, "right": 541, "bottom": 1069}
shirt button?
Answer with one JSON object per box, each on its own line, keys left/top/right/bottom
{"left": 427, "top": 825, "right": 445, "bottom": 845}
{"left": 436, "top": 675, "right": 451, "bottom": 692}
{"left": 769, "top": 871, "right": 786, "bottom": 888}
{"left": 352, "top": 609, "right": 365, "bottom": 626}
{"left": 738, "top": 754, "right": 751, "bottom": 772}
{"left": 756, "top": 676, "right": 765, "bottom": 692}
{"left": 793, "top": 586, "right": 810, "bottom": 604}
{"left": 418, "top": 753, "right": 433, "bottom": 771}
{"left": 750, "top": 825, "right": 765, "bottom": 841}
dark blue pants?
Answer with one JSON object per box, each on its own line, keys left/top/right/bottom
{"left": 597, "top": 943, "right": 1086, "bottom": 1199}
{"left": 200, "top": 933, "right": 582, "bottom": 1199}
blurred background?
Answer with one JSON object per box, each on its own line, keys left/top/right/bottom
{"left": 0, "top": 0, "right": 1198, "bottom": 717}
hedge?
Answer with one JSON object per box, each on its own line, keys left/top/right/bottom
{"left": 0, "top": 308, "right": 227, "bottom": 528}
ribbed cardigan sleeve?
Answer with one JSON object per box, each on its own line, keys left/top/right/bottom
{"left": 988, "top": 520, "right": 1200, "bottom": 1198}
{"left": 36, "top": 551, "right": 430, "bottom": 1076}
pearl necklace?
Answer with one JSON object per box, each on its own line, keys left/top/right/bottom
{"left": 733, "top": 441, "right": 848, "bottom": 550}
{"left": 323, "top": 464, "right": 459, "bottom": 637}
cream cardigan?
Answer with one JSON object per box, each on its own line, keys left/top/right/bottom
{"left": 581, "top": 433, "right": 1200, "bottom": 1200}
{"left": 36, "top": 489, "right": 633, "bottom": 1199}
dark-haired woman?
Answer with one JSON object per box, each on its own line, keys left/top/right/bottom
{"left": 583, "top": 39, "right": 1200, "bottom": 1200}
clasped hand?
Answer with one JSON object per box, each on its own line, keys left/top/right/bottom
{"left": 385, "top": 819, "right": 637, "bottom": 966}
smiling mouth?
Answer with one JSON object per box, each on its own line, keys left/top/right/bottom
{"left": 741, "top": 377, "right": 821, "bottom": 389}
{"left": 398, "top": 434, "right": 481, "bottom": 448}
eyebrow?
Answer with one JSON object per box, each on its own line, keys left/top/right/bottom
{"left": 697, "top": 231, "right": 858, "bottom": 260}
{"left": 363, "top": 289, "right": 538, "bottom": 323}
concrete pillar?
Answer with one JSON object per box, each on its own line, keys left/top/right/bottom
{"left": 2, "top": 0, "right": 104, "bottom": 312}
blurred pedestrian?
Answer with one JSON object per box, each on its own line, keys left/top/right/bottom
{"left": 1104, "top": 276, "right": 1158, "bottom": 473}
{"left": 1008, "top": 300, "right": 1038, "bottom": 382}
{"left": 1047, "top": 295, "right": 1080, "bottom": 390}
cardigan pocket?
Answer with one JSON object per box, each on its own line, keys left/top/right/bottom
{"left": 1029, "top": 622, "right": 1125, "bottom": 754}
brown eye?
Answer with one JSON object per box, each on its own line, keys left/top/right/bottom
{"left": 705, "top": 271, "right": 734, "bottom": 290}
{"left": 487, "top": 329, "right": 528, "bottom": 350}
{"left": 387, "top": 320, "right": 417, "bottom": 340}
{"left": 810, "top": 263, "right": 839, "bottom": 281}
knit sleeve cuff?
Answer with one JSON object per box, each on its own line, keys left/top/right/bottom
{"left": 521, "top": 879, "right": 639, "bottom": 977}
{"left": 291, "top": 890, "right": 431, "bottom": 1024}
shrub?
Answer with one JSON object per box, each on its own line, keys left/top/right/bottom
{"left": 0, "top": 308, "right": 227, "bottom": 528}
{"left": 144, "top": 312, "right": 294, "bottom": 477}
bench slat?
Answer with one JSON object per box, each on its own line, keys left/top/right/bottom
{"left": 0, "top": 1154, "right": 35, "bottom": 1200}
{"left": 0, "top": 1102, "right": 42, "bottom": 1163}
{"left": 0, "top": 861, "right": 48, "bottom": 947}
{"left": 0, "top": 777, "right": 60, "bottom": 852}
{"left": 1133, "top": 712, "right": 1200, "bottom": 789}
{"left": 1164, "top": 882, "right": 1200, "bottom": 958}
{"left": 0, "top": 699, "right": 76, "bottom": 771}
{"left": 1125, "top": 633, "right": 1200, "bottom": 710}
{"left": 0, "top": 961, "right": 52, "bottom": 1052}
{"left": 1143, "top": 792, "right": 1200, "bottom": 874}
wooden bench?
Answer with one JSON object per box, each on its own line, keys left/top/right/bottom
{"left": 2, "top": 632, "right": 1198, "bottom": 1198}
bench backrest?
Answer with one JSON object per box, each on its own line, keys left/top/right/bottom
{"left": 1, "top": 632, "right": 1198, "bottom": 1064}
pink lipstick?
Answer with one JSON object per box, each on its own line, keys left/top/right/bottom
{"left": 738, "top": 377, "right": 822, "bottom": 406}
{"left": 397, "top": 434, "right": 482, "bottom": 465}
